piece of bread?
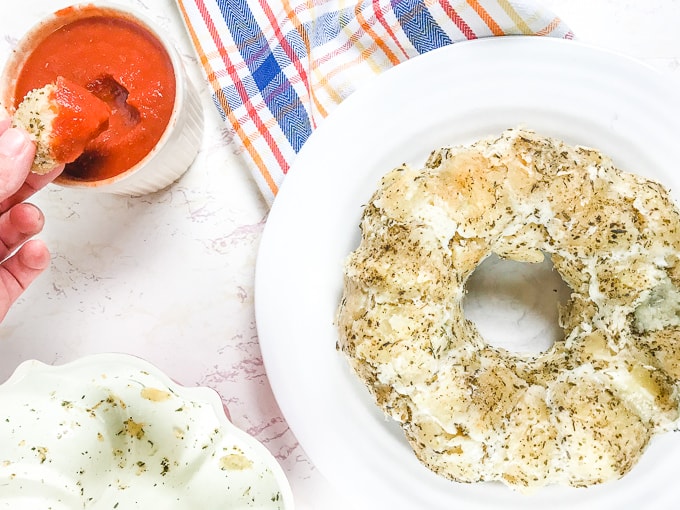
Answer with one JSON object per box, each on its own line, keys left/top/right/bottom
{"left": 337, "top": 128, "right": 680, "bottom": 491}
{"left": 12, "top": 76, "right": 110, "bottom": 174}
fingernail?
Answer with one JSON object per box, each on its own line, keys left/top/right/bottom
{"left": 0, "top": 128, "right": 30, "bottom": 157}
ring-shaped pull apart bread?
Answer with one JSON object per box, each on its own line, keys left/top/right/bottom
{"left": 336, "top": 128, "right": 680, "bottom": 491}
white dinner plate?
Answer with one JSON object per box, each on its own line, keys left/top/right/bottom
{"left": 255, "top": 37, "right": 680, "bottom": 510}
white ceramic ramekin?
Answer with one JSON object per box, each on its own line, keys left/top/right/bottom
{"left": 0, "top": 3, "right": 203, "bottom": 196}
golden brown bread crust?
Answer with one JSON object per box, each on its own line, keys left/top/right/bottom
{"left": 12, "top": 83, "right": 59, "bottom": 174}
{"left": 336, "top": 128, "right": 680, "bottom": 491}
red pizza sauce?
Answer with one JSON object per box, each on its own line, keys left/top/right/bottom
{"left": 50, "top": 76, "right": 111, "bottom": 165}
{"left": 13, "top": 7, "right": 176, "bottom": 181}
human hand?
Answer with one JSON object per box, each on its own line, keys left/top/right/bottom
{"left": 0, "top": 119, "right": 61, "bottom": 322}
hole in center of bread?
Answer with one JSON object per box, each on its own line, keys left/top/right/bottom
{"left": 462, "top": 253, "right": 571, "bottom": 355}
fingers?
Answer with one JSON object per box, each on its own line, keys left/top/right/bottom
{"left": 1, "top": 165, "right": 63, "bottom": 212}
{"left": 0, "top": 125, "right": 62, "bottom": 213}
{"left": 0, "top": 239, "right": 50, "bottom": 322}
{"left": 0, "top": 127, "right": 35, "bottom": 204}
{"left": 0, "top": 123, "right": 55, "bottom": 323}
{"left": 0, "top": 203, "right": 45, "bottom": 262}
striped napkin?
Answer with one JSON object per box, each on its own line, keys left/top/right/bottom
{"left": 176, "top": 0, "right": 573, "bottom": 205}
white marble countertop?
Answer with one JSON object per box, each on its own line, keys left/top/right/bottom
{"left": 0, "top": 1, "right": 679, "bottom": 509}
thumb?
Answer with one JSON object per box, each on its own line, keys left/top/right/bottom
{"left": 0, "top": 127, "right": 35, "bottom": 201}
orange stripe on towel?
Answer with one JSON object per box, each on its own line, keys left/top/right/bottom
{"left": 466, "top": 0, "right": 504, "bottom": 35}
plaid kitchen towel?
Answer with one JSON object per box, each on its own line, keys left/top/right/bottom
{"left": 176, "top": 0, "right": 573, "bottom": 205}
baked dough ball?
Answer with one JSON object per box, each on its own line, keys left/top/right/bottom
{"left": 12, "top": 76, "right": 110, "bottom": 174}
{"left": 336, "top": 128, "right": 680, "bottom": 491}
